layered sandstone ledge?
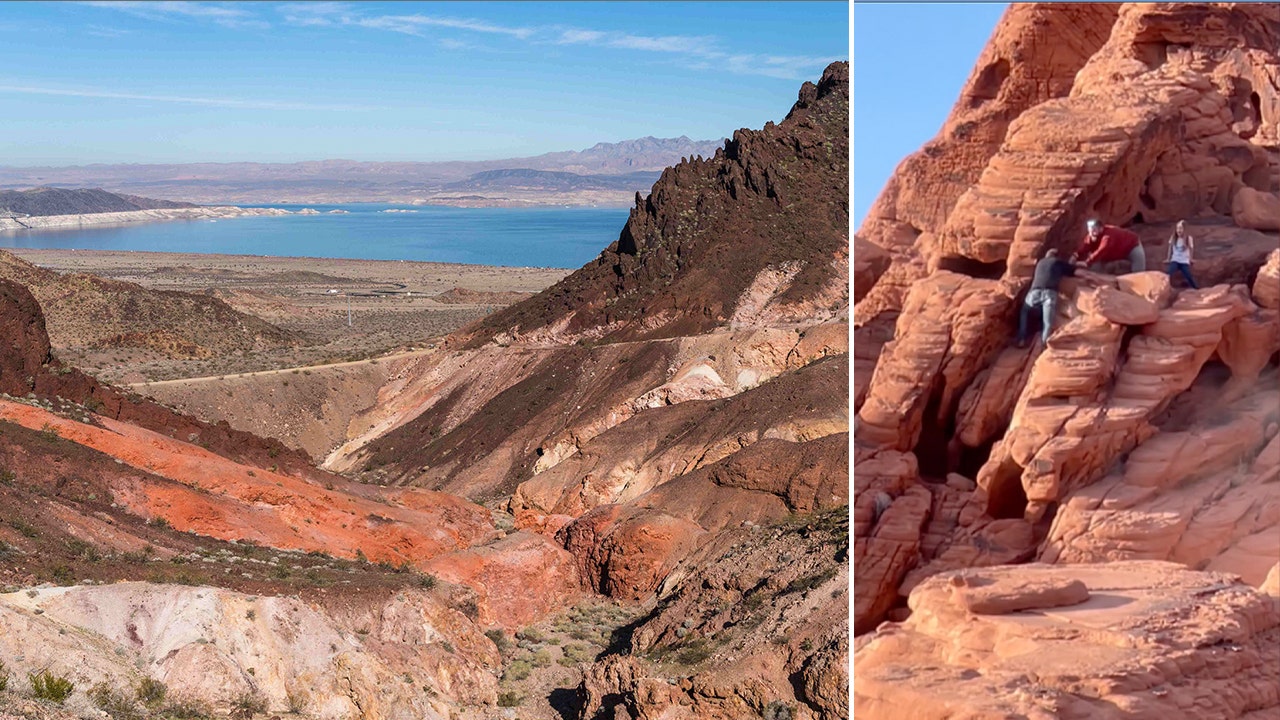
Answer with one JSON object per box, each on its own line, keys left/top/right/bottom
{"left": 0, "top": 205, "right": 291, "bottom": 231}
{"left": 855, "top": 561, "right": 1280, "bottom": 719}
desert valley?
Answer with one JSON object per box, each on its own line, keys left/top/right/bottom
{"left": 0, "top": 52, "right": 850, "bottom": 720}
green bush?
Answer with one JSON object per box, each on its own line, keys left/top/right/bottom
{"left": 484, "top": 628, "right": 511, "bottom": 653}
{"left": 516, "top": 627, "right": 545, "bottom": 643}
{"left": 90, "top": 682, "right": 143, "bottom": 720}
{"left": 29, "top": 669, "right": 75, "bottom": 704}
{"left": 231, "top": 691, "right": 267, "bottom": 719}
{"left": 137, "top": 676, "right": 167, "bottom": 706}
{"left": 503, "top": 659, "right": 533, "bottom": 682}
{"left": 496, "top": 691, "right": 523, "bottom": 707}
{"left": 160, "top": 697, "right": 215, "bottom": 719}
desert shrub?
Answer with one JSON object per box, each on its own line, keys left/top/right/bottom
{"left": 669, "top": 639, "right": 712, "bottom": 666}
{"left": 0, "top": 660, "right": 8, "bottom": 691}
{"left": 531, "top": 650, "right": 552, "bottom": 668}
{"left": 496, "top": 691, "right": 523, "bottom": 707}
{"left": 762, "top": 700, "right": 793, "bottom": 720}
{"left": 485, "top": 629, "right": 512, "bottom": 654}
{"left": 65, "top": 538, "right": 101, "bottom": 562}
{"left": 29, "top": 669, "right": 75, "bottom": 703}
{"left": 230, "top": 691, "right": 267, "bottom": 719}
{"left": 516, "top": 627, "right": 545, "bottom": 643}
{"left": 161, "top": 697, "right": 215, "bottom": 719}
{"left": 784, "top": 567, "right": 837, "bottom": 595}
{"left": 286, "top": 689, "right": 309, "bottom": 714}
{"left": 90, "top": 682, "right": 143, "bottom": 720}
{"left": 11, "top": 519, "right": 38, "bottom": 538}
{"left": 0, "top": 468, "right": 14, "bottom": 485}
{"left": 503, "top": 659, "right": 533, "bottom": 682}
{"left": 417, "top": 572, "right": 437, "bottom": 589}
{"left": 559, "top": 643, "right": 593, "bottom": 666}
{"left": 136, "top": 676, "right": 167, "bottom": 706}
{"left": 50, "top": 564, "right": 75, "bottom": 586}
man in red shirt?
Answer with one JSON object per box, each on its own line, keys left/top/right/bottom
{"left": 1072, "top": 219, "right": 1146, "bottom": 272}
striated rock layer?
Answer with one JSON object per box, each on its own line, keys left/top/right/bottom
{"left": 853, "top": 2, "right": 1280, "bottom": 644}
{"left": 855, "top": 562, "right": 1280, "bottom": 719}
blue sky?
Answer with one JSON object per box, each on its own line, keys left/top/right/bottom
{"left": 853, "top": 2, "right": 1007, "bottom": 227}
{"left": 0, "top": 1, "right": 848, "bottom": 166}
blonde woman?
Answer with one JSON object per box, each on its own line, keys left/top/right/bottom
{"left": 1165, "top": 220, "right": 1198, "bottom": 289}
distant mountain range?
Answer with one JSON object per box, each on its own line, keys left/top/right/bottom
{"left": 0, "top": 136, "right": 725, "bottom": 207}
{"left": 0, "top": 187, "right": 197, "bottom": 217}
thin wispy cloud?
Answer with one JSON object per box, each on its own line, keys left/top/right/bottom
{"left": 354, "top": 15, "right": 534, "bottom": 39}
{"left": 0, "top": 82, "right": 374, "bottom": 112}
{"left": 86, "top": 24, "right": 132, "bottom": 38}
{"left": 78, "top": 1, "right": 838, "bottom": 81}
{"left": 278, "top": 3, "right": 532, "bottom": 39}
{"left": 78, "top": 1, "right": 268, "bottom": 29}
{"left": 553, "top": 27, "right": 833, "bottom": 81}
{"left": 558, "top": 30, "right": 716, "bottom": 56}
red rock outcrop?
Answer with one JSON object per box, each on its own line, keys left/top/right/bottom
{"left": 853, "top": 2, "right": 1279, "bottom": 639}
{"left": 577, "top": 510, "right": 848, "bottom": 720}
{"left": 857, "top": 2, "right": 1123, "bottom": 318}
{"left": 855, "top": 562, "right": 1280, "bottom": 719}
{"left": 0, "top": 278, "right": 51, "bottom": 397}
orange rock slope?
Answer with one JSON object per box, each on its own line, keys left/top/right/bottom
{"left": 853, "top": 1, "right": 1280, "bottom": 701}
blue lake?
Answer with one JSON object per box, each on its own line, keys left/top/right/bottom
{"left": 0, "top": 204, "right": 632, "bottom": 269}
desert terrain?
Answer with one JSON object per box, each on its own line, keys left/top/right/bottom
{"left": 5, "top": 249, "right": 566, "bottom": 383}
{"left": 0, "top": 60, "right": 850, "bottom": 720}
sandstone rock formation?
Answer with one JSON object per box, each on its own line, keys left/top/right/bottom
{"left": 578, "top": 509, "right": 848, "bottom": 720}
{"left": 853, "top": 2, "right": 1280, "bottom": 695}
{"left": 855, "top": 562, "right": 1280, "bottom": 719}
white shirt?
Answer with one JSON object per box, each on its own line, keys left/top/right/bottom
{"left": 1170, "top": 236, "right": 1192, "bottom": 264}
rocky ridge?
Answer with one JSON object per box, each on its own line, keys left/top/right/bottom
{"left": 0, "top": 251, "right": 299, "bottom": 361}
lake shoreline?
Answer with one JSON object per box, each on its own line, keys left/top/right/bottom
{"left": 0, "top": 205, "right": 293, "bottom": 233}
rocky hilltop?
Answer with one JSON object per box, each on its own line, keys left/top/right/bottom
{"left": 854, "top": 3, "right": 1279, "bottom": 717}
{"left": 0, "top": 187, "right": 197, "bottom": 217}
{"left": 0, "top": 250, "right": 299, "bottom": 361}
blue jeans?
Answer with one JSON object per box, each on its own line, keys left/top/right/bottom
{"left": 1017, "top": 289, "right": 1057, "bottom": 345}
{"left": 1167, "top": 261, "right": 1197, "bottom": 288}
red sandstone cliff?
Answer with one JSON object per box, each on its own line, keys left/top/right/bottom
{"left": 854, "top": 4, "right": 1279, "bottom": 717}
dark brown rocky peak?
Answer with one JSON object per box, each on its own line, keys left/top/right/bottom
{"left": 454, "top": 60, "right": 849, "bottom": 349}
{"left": 0, "top": 278, "right": 52, "bottom": 397}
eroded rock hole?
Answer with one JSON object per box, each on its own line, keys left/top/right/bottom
{"left": 984, "top": 456, "right": 1028, "bottom": 520}
{"left": 958, "top": 440, "right": 995, "bottom": 480}
{"left": 1136, "top": 41, "right": 1168, "bottom": 68}
{"left": 936, "top": 255, "right": 1007, "bottom": 280}
{"left": 968, "top": 58, "right": 1010, "bottom": 107}
{"left": 915, "top": 392, "right": 955, "bottom": 479}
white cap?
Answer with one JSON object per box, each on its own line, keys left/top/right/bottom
{"left": 1086, "top": 219, "right": 1100, "bottom": 230}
